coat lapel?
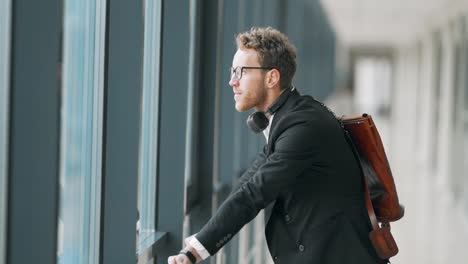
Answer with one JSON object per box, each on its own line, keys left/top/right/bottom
{"left": 263, "top": 88, "right": 301, "bottom": 223}
{"left": 266, "top": 88, "right": 301, "bottom": 155}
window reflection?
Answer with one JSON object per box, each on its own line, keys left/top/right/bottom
{"left": 57, "top": 1, "right": 106, "bottom": 263}
{"left": 137, "top": 0, "right": 162, "bottom": 251}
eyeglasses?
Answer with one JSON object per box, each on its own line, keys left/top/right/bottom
{"left": 229, "top": 66, "right": 273, "bottom": 81}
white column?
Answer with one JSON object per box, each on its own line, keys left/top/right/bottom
{"left": 417, "top": 36, "right": 435, "bottom": 164}
{"left": 389, "top": 45, "right": 420, "bottom": 167}
{"left": 436, "top": 27, "right": 455, "bottom": 190}
{"left": 389, "top": 44, "right": 422, "bottom": 263}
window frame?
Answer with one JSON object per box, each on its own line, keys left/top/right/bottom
{"left": 136, "top": 0, "right": 163, "bottom": 254}
{"left": 56, "top": 0, "right": 107, "bottom": 263}
{"left": 0, "top": 0, "right": 12, "bottom": 263}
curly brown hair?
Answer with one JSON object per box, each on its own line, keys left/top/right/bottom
{"left": 236, "top": 27, "right": 297, "bottom": 90}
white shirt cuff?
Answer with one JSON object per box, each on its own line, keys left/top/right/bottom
{"left": 188, "top": 236, "right": 210, "bottom": 260}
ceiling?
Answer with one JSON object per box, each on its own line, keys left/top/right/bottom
{"left": 320, "top": 0, "right": 466, "bottom": 47}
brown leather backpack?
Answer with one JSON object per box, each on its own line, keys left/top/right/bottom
{"left": 340, "top": 114, "right": 404, "bottom": 260}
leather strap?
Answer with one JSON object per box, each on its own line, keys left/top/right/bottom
{"left": 339, "top": 122, "right": 380, "bottom": 231}
{"left": 314, "top": 99, "right": 382, "bottom": 231}
{"left": 363, "top": 175, "right": 379, "bottom": 230}
{"left": 343, "top": 128, "right": 380, "bottom": 231}
{"left": 317, "top": 103, "right": 398, "bottom": 259}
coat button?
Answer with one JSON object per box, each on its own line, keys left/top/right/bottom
{"left": 284, "top": 214, "right": 291, "bottom": 222}
{"left": 298, "top": 244, "right": 305, "bottom": 252}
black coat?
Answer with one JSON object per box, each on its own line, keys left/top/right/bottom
{"left": 196, "top": 89, "right": 387, "bottom": 264}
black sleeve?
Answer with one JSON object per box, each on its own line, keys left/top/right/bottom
{"left": 195, "top": 122, "right": 321, "bottom": 255}
{"left": 230, "top": 144, "right": 268, "bottom": 194}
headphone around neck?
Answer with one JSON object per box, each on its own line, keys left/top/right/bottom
{"left": 246, "top": 86, "right": 296, "bottom": 133}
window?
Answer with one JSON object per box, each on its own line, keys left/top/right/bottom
{"left": 431, "top": 33, "right": 443, "bottom": 170}
{"left": 0, "top": 0, "right": 11, "bottom": 263}
{"left": 137, "top": 0, "right": 162, "bottom": 251}
{"left": 465, "top": 18, "right": 468, "bottom": 111}
{"left": 463, "top": 16, "right": 468, "bottom": 216}
{"left": 354, "top": 56, "right": 392, "bottom": 116}
{"left": 57, "top": 1, "right": 106, "bottom": 263}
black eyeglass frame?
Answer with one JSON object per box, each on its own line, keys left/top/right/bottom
{"left": 229, "top": 66, "right": 274, "bottom": 81}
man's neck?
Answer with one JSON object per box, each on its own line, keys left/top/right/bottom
{"left": 255, "top": 87, "right": 283, "bottom": 113}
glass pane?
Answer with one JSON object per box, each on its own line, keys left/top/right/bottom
{"left": 0, "top": 0, "right": 12, "bottom": 263}
{"left": 137, "top": 0, "right": 162, "bottom": 249}
{"left": 431, "top": 33, "right": 443, "bottom": 170}
{"left": 466, "top": 30, "right": 468, "bottom": 110}
{"left": 465, "top": 16, "right": 468, "bottom": 111}
{"left": 57, "top": 1, "right": 106, "bottom": 264}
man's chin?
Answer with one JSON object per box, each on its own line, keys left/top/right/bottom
{"left": 235, "top": 104, "right": 249, "bottom": 112}
{"left": 235, "top": 102, "right": 260, "bottom": 112}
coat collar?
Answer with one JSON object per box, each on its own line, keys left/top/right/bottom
{"left": 266, "top": 88, "right": 301, "bottom": 151}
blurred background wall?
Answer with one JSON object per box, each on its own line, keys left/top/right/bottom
{"left": 322, "top": 1, "right": 468, "bottom": 263}
{"left": 0, "top": 0, "right": 467, "bottom": 264}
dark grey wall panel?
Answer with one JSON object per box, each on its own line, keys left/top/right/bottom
{"left": 283, "top": 0, "right": 306, "bottom": 93}
{"left": 156, "top": 0, "right": 191, "bottom": 261}
{"left": 100, "top": 0, "right": 144, "bottom": 263}
{"left": 188, "top": 0, "right": 222, "bottom": 250}
{"left": 263, "top": 0, "right": 282, "bottom": 28}
{"left": 283, "top": 0, "right": 336, "bottom": 100}
{"left": 7, "top": 0, "right": 62, "bottom": 263}
{"left": 219, "top": 0, "right": 239, "bottom": 189}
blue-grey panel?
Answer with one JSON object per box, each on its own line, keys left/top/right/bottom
{"left": 282, "top": 0, "right": 336, "bottom": 99}
{"left": 217, "top": 2, "right": 240, "bottom": 262}
{"left": 218, "top": 1, "right": 242, "bottom": 263}
{"left": 156, "top": 0, "right": 190, "bottom": 261}
{"left": 219, "top": 0, "right": 240, "bottom": 187}
{"left": 283, "top": 0, "right": 305, "bottom": 92}
{"left": 262, "top": 0, "right": 281, "bottom": 28}
{"left": 100, "top": 0, "right": 143, "bottom": 263}
{"left": 7, "top": 1, "right": 62, "bottom": 263}
{"left": 187, "top": 0, "right": 218, "bottom": 242}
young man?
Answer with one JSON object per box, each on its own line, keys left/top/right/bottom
{"left": 168, "top": 27, "right": 386, "bottom": 264}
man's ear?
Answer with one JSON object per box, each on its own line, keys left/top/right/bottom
{"left": 265, "top": 69, "right": 280, "bottom": 88}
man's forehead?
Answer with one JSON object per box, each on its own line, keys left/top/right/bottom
{"left": 232, "top": 49, "right": 260, "bottom": 66}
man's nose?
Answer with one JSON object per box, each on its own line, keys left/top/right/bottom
{"left": 229, "top": 76, "right": 238, "bottom": 87}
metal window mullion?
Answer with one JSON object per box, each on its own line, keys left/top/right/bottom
{"left": 211, "top": 0, "right": 224, "bottom": 206}
{"left": 184, "top": 0, "right": 199, "bottom": 216}
{"left": 141, "top": 0, "right": 151, "bottom": 232}
{"left": 88, "top": 0, "right": 106, "bottom": 262}
{"left": 138, "top": 0, "right": 161, "bottom": 237}
{"left": 79, "top": 1, "right": 92, "bottom": 257}
{"left": 151, "top": 0, "right": 162, "bottom": 220}
{"left": 139, "top": 77, "right": 146, "bottom": 233}
{"left": 142, "top": 5, "right": 150, "bottom": 228}
{"left": 0, "top": 0, "right": 12, "bottom": 263}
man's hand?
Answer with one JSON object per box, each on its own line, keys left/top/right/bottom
{"left": 167, "top": 253, "right": 192, "bottom": 264}
{"left": 167, "top": 245, "right": 202, "bottom": 264}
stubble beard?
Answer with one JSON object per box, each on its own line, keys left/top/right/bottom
{"left": 235, "top": 84, "right": 267, "bottom": 112}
